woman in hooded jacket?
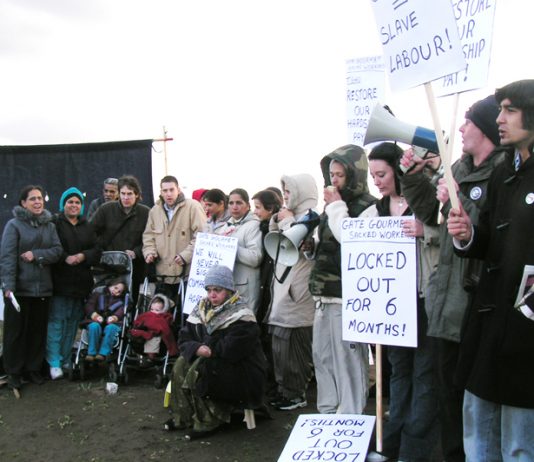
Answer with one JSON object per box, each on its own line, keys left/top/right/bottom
{"left": 268, "top": 173, "right": 318, "bottom": 410}
{"left": 308, "top": 144, "right": 376, "bottom": 414}
{"left": 0, "top": 185, "right": 63, "bottom": 391}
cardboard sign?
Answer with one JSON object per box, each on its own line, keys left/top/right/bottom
{"left": 182, "top": 232, "right": 238, "bottom": 314}
{"left": 278, "top": 414, "right": 376, "bottom": 462}
{"left": 341, "top": 216, "right": 417, "bottom": 347}
{"left": 370, "top": 0, "right": 466, "bottom": 91}
{"left": 346, "top": 56, "right": 385, "bottom": 146}
{"left": 434, "top": 0, "right": 497, "bottom": 95}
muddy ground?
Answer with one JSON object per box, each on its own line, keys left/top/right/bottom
{"left": 0, "top": 364, "right": 314, "bottom": 462}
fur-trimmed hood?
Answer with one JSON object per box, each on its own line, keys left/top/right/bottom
{"left": 13, "top": 205, "right": 54, "bottom": 227}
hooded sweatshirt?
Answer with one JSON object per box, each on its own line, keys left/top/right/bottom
{"left": 309, "top": 144, "right": 376, "bottom": 299}
{"left": 268, "top": 173, "right": 318, "bottom": 327}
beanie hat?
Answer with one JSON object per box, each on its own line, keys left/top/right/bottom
{"left": 204, "top": 265, "right": 235, "bottom": 292}
{"left": 59, "top": 187, "right": 85, "bottom": 215}
{"left": 465, "top": 95, "right": 500, "bottom": 147}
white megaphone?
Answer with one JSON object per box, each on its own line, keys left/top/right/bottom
{"left": 264, "top": 209, "right": 320, "bottom": 267}
{"left": 364, "top": 104, "right": 439, "bottom": 154}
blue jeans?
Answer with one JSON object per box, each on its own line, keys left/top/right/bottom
{"left": 382, "top": 299, "right": 439, "bottom": 461}
{"left": 87, "top": 322, "right": 121, "bottom": 356}
{"left": 464, "top": 390, "right": 534, "bottom": 462}
{"left": 46, "top": 296, "right": 83, "bottom": 368}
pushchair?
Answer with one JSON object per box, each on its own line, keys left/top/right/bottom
{"left": 118, "top": 275, "right": 184, "bottom": 388}
{"left": 69, "top": 251, "right": 133, "bottom": 382}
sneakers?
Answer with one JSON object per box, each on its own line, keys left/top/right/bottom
{"left": 272, "top": 396, "right": 307, "bottom": 411}
{"left": 85, "top": 355, "right": 95, "bottom": 362}
{"left": 50, "top": 367, "right": 64, "bottom": 380}
{"left": 95, "top": 354, "right": 106, "bottom": 362}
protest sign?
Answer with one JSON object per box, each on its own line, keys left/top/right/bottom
{"left": 434, "top": 0, "right": 496, "bottom": 95}
{"left": 182, "top": 232, "right": 238, "bottom": 315}
{"left": 278, "top": 414, "right": 376, "bottom": 462}
{"left": 370, "top": 0, "right": 465, "bottom": 91}
{"left": 341, "top": 216, "right": 417, "bottom": 347}
{"left": 346, "top": 56, "right": 385, "bottom": 146}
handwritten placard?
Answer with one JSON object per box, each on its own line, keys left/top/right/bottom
{"left": 370, "top": 0, "right": 466, "bottom": 91}
{"left": 434, "top": 0, "right": 497, "bottom": 95}
{"left": 182, "top": 232, "right": 238, "bottom": 315}
{"left": 346, "top": 56, "right": 385, "bottom": 147}
{"left": 278, "top": 414, "right": 376, "bottom": 462}
{"left": 341, "top": 216, "right": 417, "bottom": 347}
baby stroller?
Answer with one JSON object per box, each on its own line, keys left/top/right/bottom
{"left": 118, "top": 275, "right": 184, "bottom": 388}
{"left": 69, "top": 251, "right": 133, "bottom": 382}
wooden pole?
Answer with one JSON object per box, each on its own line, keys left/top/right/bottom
{"left": 424, "top": 82, "right": 460, "bottom": 211}
{"left": 375, "top": 344, "right": 383, "bottom": 453}
{"left": 162, "top": 126, "right": 168, "bottom": 176}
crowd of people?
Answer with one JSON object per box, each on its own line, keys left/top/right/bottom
{"left": 1, "top": 79, "right": 534, "bottom": 460}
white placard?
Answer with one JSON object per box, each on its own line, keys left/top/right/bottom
{"left": 278, "top": 414, "right": 376, "bottom": 462}
{"left": 370, "top": 0, "right": 466, "bottom": 91}
{"left": 341, "top": 216, "right": 417, "bottom": 347}
{"left": 346, "top": 56, "right": 385, "bottom": 146}
{"left": 182, "top": 232, "right": 238, "bottom": 315}
{"left": 434, "top": 0, "right": 497, "bottom": 96}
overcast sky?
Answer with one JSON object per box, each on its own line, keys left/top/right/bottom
{"left": 1, "top": 0, "right": 532, "bottom": 200}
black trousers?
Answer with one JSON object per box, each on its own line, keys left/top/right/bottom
{"left": 434, "top": 337, "right": 465, "bottom": 462}
{"left": 3, "top": 295, "right": 50, "bottom": 375}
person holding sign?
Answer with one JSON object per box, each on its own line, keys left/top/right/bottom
{"left": 448, "top": 80, "right": 534, "bottom": 461}
{"left": 268, "top": 174, "right": 318, "bottom": 411}
{"left": 362, "top": 142, "right": 439, "bottom": 462}
{"left": 308, "top": 144, "right": 376, "bottom": 414}
{"left": 400, "top": 95, "right": 503, "bottom": 462}
{"left": 164, "top": 265, "right": 266, "bottom": 440}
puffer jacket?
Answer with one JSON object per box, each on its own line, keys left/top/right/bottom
{"left": 309, "top": 144, "right": 376, "bottom": 299}
{"left": 268, "top": 173, "right": 318, "bottom": 328}
{"left": 0, "top": 206, "right": 62, "bottom": 297}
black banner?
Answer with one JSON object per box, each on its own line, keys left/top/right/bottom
{"left": 0, "top": 140, "right": 154, "bottom": 233}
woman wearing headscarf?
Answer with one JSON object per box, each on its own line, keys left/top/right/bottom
{"left": 1, "top": 185, "right": 62, "bottom": 391}
{"left": 46, "top": 187, "right": 101, "bottom": 380}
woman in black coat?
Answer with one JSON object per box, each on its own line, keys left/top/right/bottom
{"left": 46, "top": 187, "right": 101, "bottom": 380}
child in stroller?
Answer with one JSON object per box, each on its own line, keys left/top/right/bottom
{"left": 82, "top": 278, "right": 127, "bottom": 362}
{"left": 129, "top": 293, "right": 178, "bottom": 366}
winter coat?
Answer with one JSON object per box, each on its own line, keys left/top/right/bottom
{"left": 142, "top": 198, "right": 207, "bottom": 279}
{"left": 257, "top": 219, "right": 275, "bottom": 324}
{"left": 455, "top": 147, "right": 534, "bottom": 408}
{"left": 309, "top": 145, "right": 376, "bottom": 299}
{"left": 205, "top": 209, "right": 231, "bottom": 235}
{"left": 90, "top": 200, "right": 150, "bottom": 260}
{"left": 400, "top": 150, "right": 504, "bottom": 341}
{"left": 219, "top": 212, "right": 263, "bottom": 314}
{"left": 52, "top": 213, "right": 101, "bottom": 299}
{"left": 130, "top": 293, "right": 178, "bottom": 356}
{"left": 180, "top": 294, "right": 266, "bottom": 407}
{"left": 0, "top": 207, "right": 62, "bottom": 297}
{"left": 268, "top": 173, "right": 318, "bottom": 328}
{"left": 83, "top": 287, "right": 126, "bottom": 326}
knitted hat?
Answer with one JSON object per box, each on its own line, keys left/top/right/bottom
{"left": 465, "top": 95, "right": 500, "bottom": 147}
{"left": 59, "top": 187, "right": 85, "bottom": 215}
{"left": 204, "top": 265, "right": 235, "bottom": 292}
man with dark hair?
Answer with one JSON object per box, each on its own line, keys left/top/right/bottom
{"left": 87, "top": 178, "right": 119, "bottom": 220}
{"left": 448, "top": 79, "right": 534, "bottom": 460}
{"left": 142, "top": 175, "right": 207, "bottom": 302}
{"left": 398, "top": 95, "right": 504, "bottom": 462}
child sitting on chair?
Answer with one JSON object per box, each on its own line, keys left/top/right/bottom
{"left": 130, "top": 293, "right": 178, "bottom": 362}
{"left": 83, "top": 278, "right": 127, "bottom": 362}
{"left": 164, "top": 265, "right": 266, "bottom": 440}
